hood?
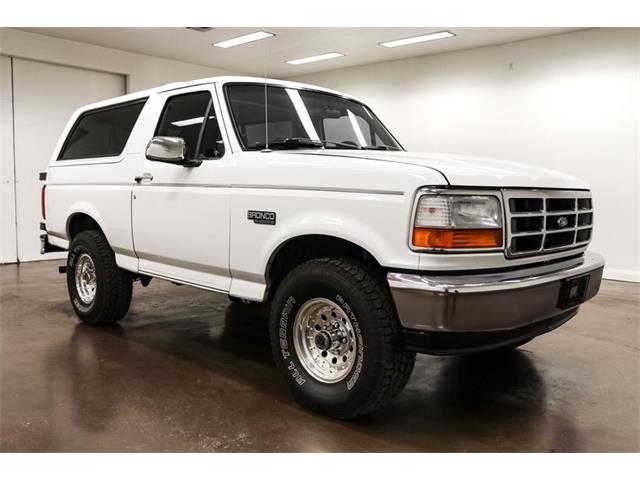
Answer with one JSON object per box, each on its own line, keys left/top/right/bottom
{"left": 295, "top": 150, "right": 589, "bottom": 190}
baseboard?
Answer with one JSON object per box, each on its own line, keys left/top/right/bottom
{"left": 0, "top": 253, "right": 66, "bottom": 265}
{"left": 603, "top": 268, "right": 640, "bottom": 283}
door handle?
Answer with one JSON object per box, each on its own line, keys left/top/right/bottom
{"left": 134, "top": 173, "right": 154, "bottom": 183}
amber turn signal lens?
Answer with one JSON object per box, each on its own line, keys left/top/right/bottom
{"left": 412, "top": 228, "right": 502, "bottom": 249}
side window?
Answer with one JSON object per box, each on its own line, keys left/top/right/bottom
{"left": 58, "top": 99, "right": 147, "bottom": 160}
{"left": 155, "top": 91, "right": 225, "bottom": 160}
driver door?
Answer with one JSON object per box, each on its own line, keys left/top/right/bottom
{"left": 131, "top": 87, "right": 231, "bottom": 292}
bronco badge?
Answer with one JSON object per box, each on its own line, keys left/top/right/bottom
{"left": 247, "top": 210, "right": 276, "bottom": 225}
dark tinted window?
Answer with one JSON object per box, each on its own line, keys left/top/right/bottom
{"left": 155, "top": 91, "right": 224, "bottom": 160}
{"left": 225, "top": 84, "right": 401, "bottom": 151}
{"left": 299, "top": 90, "right": 397, "bottom": 148}
{"left": 59, "top": 99, "right": 146, "bottom": 160}
{"left": 226, "top": 85, "right": 307, "bottom": 149}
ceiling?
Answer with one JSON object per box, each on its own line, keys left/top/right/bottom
{"left": 20, "top": 27, "right": 585, "bottom": 78}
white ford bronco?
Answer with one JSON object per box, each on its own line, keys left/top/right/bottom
{"left": 40, "top": 76, "right": 604, "bottom": 418}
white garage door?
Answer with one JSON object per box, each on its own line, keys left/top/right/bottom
{"left": 0, "top": 57, "right": 125, "bottom": 263}
{"left": 0, "top": 56, "right": 17, "bottom": 263}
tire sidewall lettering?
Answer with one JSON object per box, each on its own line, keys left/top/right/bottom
{"left": 278, "top": 296, "right": 306, "bottom": 385}
{"left": 335, "top": 293, "right": 364, "bottom": 391}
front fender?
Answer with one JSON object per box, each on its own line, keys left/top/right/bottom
{"left": 228, "top": 189, "right": 420, "bottom": 300}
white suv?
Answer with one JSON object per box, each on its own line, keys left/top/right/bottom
{"left": 40, "top": 76, "right": 604, "bottom": 418}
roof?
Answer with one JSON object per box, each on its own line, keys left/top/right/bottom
{"left": 74, "top": 76, "right": 362, "bottom": 114}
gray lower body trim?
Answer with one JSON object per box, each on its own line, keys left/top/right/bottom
{"left": 138, "top": 269, "right": 228, "bottom": 294}
{"left": 388, "top": 252, "right": 604, "bottom": 332}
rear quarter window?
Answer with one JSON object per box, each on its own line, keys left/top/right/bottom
{"left": 58, "top": 98, "right": 147, "bottom": 161}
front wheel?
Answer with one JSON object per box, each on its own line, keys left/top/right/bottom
{"left": 269, "top": 258, "right": 415, "bottom": 419}
{"left": 66, "top": 230, "right": 132, "bottom": 326}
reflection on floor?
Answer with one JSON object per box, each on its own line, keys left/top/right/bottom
{"left": 1, "top": 260, "right": 638, "bottom": 452}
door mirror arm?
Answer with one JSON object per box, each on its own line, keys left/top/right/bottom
{"left": 181, "top": 159, "right": 203, "bottom": 168}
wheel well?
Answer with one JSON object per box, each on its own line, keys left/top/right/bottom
{"left": 265, "top": 235, "right": 382, "bottom": 301}
{"left": 67, "top": 213, "right": 103, "bottom": 240}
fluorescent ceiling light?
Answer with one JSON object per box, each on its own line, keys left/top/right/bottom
{"left": 171, "top": 117, "right": 203, "bottom": 127}
{"left": 213, "top": 31, "right": 274, "bottom": 48}
{"left": 286, "top": 52, "right": 344, "bottom": 65}
{"left": 380, "top": 31, "right": 455, "bottom": 48}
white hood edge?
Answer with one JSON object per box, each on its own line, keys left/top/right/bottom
{"left": 299, "top": 150, "right": 590, "bottom": 190}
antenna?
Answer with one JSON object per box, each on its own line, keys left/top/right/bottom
{"left": 263, "top": 37, "right": 270, "bottom": 152}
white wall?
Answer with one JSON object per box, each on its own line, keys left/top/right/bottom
{"left": 0, "top": 28, "right": 235, "bottom": 92}
{"left": 0, "top": 28, "right": 237, "bottom": 264}
{"left": 290, "top": 28, "right": 640, "bottom": 282}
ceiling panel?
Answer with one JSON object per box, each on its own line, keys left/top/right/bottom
{"left": 19, "top": 27, "right": 587, "bottom": 78}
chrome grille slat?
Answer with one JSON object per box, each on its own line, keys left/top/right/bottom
{"left": 511, "top": 226, "right": 581, "bottom": 237}
{"left": 510, "top": 212, "right": 546, "bottom": 218}
{"left": 544, "top": 209, "right": 586, "bottom": 216}
{"left": 537, "top": 239, "right": 591, "bottom": 253}
{"left": 503, "top": 189, "right": 593, "bottom": 258}
{"left": 511, "top": 230, "right": 545, "bottom": 237}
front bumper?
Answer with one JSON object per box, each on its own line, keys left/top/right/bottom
{"left": 388, "top": 252, "right": 604, "bottom": 351}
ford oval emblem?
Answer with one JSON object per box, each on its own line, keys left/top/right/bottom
{"left": 557, "top": 216, "right": 569, "bottom": 228}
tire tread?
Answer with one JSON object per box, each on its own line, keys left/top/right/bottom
{"left": 271, "top": 257, "right": 415, "bottom": 418}
{"left": 69, "top": 230, "right": 132, "bottom": 325}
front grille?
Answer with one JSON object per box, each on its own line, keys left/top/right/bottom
{"left": 504, "top": 189, "right": 593, "bottom": 257}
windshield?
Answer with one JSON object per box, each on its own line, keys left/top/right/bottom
{"left": 225, "top": 84, "right": 402, "bottom": 151}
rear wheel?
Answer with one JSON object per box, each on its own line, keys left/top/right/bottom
{"left": 66, "top": 230, "right": 132, "bottom": 326}
{"left": 269, "top": 257, "right": 415, "bottom": 419}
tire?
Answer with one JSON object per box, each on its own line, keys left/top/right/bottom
{"left": 269, "top": 257, "right": 415, "bottom": 419}
{"left": 66, "top": 230, "right": 132, "bottom": 326}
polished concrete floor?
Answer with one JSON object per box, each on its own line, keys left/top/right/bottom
{"left": 1, "top": 260, "right": 638, "bottom": 452}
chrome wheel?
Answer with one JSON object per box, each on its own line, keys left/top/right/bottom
{"left": 293, "top": 298, "right": 357, "bottom": 384}
{"left": 75, "top": 253, "right": 97, "bottom": 304}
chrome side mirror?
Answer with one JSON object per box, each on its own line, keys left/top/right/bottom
{"left": 145, "top": 136, "right": 187, "bottom": 163}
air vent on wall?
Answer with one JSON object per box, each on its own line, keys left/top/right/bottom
{"left": 186, "top": 27, "right": 214, "bottom": 33}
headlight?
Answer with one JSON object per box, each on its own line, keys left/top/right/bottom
{"left": 413, "top": 194, "right": 503, "bottom": 250}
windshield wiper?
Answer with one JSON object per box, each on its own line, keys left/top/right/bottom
{"left": 255, "top": 138, "right": 361, "bottom": 150}
{"left": 254, "top": 138, "right": 400, "bottom": 151}
{"left": 362, "top": 145, "right": 402, "bottom": 151}
{"left": 255, "top": 138, "right": 322, "bottom": 150}
{"left": 320, "top": 140, "right": 362, "bottom": 150}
